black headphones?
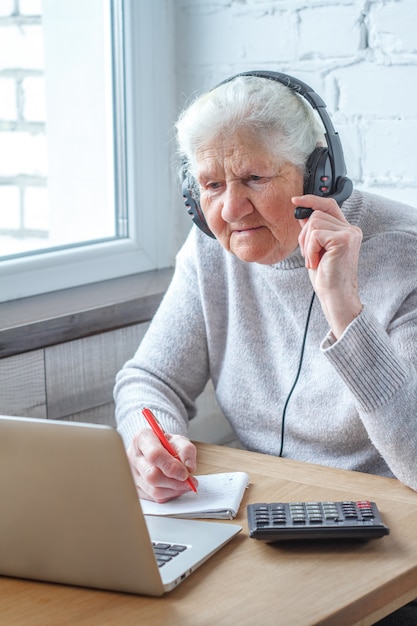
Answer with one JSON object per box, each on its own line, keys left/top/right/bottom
{"left": 181, "top": 70, "right": 353, "bottom": 238}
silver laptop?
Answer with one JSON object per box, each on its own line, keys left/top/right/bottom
{"left": 0, "top": 415, "right": 242, "bottom": 596}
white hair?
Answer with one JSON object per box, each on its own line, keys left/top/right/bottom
{"left": 176, "top": 75, "right": 326, "bottom": 185}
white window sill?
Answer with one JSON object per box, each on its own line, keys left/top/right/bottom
{"left": 0, "top": 268, "right": 173, "bottom": 358}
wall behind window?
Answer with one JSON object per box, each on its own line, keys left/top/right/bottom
{"left": 174, "top": 0, "right": 417, "bottom": 209}
{"left": 0, "top": 0, "right": 47, "bottom": 250}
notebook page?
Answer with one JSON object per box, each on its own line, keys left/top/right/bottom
{"left": 140, "top": 472, "right": 249, "bottom": 519}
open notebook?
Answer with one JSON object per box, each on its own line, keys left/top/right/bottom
{"left": 141, "top": 472, "right": 249, "bottom": 519}
{"left": 0, "top": 415, "right": 242, "bottom": 596}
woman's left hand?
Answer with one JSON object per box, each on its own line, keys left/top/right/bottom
{"left": 293, "top": 194, "right": 363, "bottom": 339}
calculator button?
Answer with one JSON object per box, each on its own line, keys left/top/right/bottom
{"left": 306, "top": 503, "right": 322, "bottom": 523}
{"left": 323, "top": 504, "right": 339, "bottom": 521}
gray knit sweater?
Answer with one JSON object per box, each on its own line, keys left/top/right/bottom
{"left": 114, "top": 190, "right": 417, "bottom": 491}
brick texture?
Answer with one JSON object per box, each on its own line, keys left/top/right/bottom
{"left": 176, "top": 0, "right": 417, "bottom": 204}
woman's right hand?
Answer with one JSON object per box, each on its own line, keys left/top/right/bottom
{"left": 126, "top": 428, "right": 198, "bottom": 502}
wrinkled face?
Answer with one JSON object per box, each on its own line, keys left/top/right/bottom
{"left": 196, "top": 129, "right": 304, "bottom": 265}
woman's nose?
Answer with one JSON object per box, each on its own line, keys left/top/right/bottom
{"left": 221, "top": 183, "right": 253, "bottom": 222}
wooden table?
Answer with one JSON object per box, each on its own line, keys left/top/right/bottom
{"left": 1, "top": 442, "right": 417, "bottom": 625}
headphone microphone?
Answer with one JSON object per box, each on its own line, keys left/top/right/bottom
{"left": 181, "top": 70, "right": 353, "bottom": 237}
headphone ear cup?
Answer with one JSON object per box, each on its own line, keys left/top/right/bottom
{"left": 181, "top": 175, "right": 215, "bottom": 239}
{"left": 304, "top": 147, "right": 333, "bottom": 196}
{"left": 304, "top": 147, "right": 353, "bottom": 206}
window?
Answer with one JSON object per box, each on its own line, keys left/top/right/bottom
{"left": 0, "top": 0, "right": 178, "bottom": 303}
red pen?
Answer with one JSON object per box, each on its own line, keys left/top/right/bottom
{"left": 142, "top": 408, "right": 197, "bottom": 493}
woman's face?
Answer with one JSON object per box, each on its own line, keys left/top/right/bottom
{"left": 196, "top": 129, "right": 304, "bottom": 265}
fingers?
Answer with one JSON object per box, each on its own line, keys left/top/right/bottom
{"left": 292, "top": 195, "right": 354, "bottom": 268}
{"left": 291, "top": 194, "right": 363, "bottom": 337}
{"left": 127, "top": 429, "right": 198, "bottom": 503}
{"left": 166, "top": 432, "right": 197, "bottom": 474}
{"left": 292, "top": 194, "right": 343, "bottom": 219}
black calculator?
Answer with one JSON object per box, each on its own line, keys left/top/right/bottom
{"left": 247, "top": 500, "right": 390, "bottom": 541}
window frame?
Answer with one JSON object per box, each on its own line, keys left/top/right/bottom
{"left": 0, "top": 0, "right": 178, "bottom": 303}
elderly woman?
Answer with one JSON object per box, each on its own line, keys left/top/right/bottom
{"left": 114, "top": 73, "right": 417, "bottom": 508}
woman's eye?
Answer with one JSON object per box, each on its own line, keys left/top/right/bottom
{"left": 207, "top": 182, "right": 221, "bottom": 190}
{"left": 249, "top": 175, "right": 262, "bottom": 182}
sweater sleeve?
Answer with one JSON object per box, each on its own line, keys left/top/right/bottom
{"left": 321, "top": 305, "right": 417, "bottom": 491}
{"left": 113, "top": 231, "right": 211, "bottom": 448}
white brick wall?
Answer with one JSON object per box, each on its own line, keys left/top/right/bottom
{"left": 0, "top": 131, "right": 47, "bottom": 177}
{"left": 0, "top": 0, "right": 14, "bottom": 18}
{"left": 0, "top": 23, "right": 44, "bottom": 69}
{"left": 20, "top": 0, "right": 43, "bottom": 16}
{"left": 0, "top": 1, "right": 46, "bottom": 243}
{"left": 176, "top": 0, "right": 417, "bottom": 205}
{"left": 0, "top": 76, "right": 15, "bottom": 120}
{"left": 23, "top": 76, "right": 46, "bottom": 121}
{"left": 0, "top": 185, "right": 19, "bottom": 229}
{"left": 1, "top": 1, "right": 119, "bottom": 263}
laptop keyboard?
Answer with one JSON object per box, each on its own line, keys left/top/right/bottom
{"left": 152, "top": 541, "right": 189, "bottom": 568}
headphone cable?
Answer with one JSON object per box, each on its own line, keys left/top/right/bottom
{"left": 278, "top": 291, "right": 316, "bottom": 457}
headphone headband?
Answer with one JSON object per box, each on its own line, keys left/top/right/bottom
{"left": 216, "top": 70, "right": 346, "bottom": 185}
{"left": 217, "top": 70, "right": 326, "bottom": 107}
{"left": 182, "top": 70, "right": 352, "bottom": 238}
